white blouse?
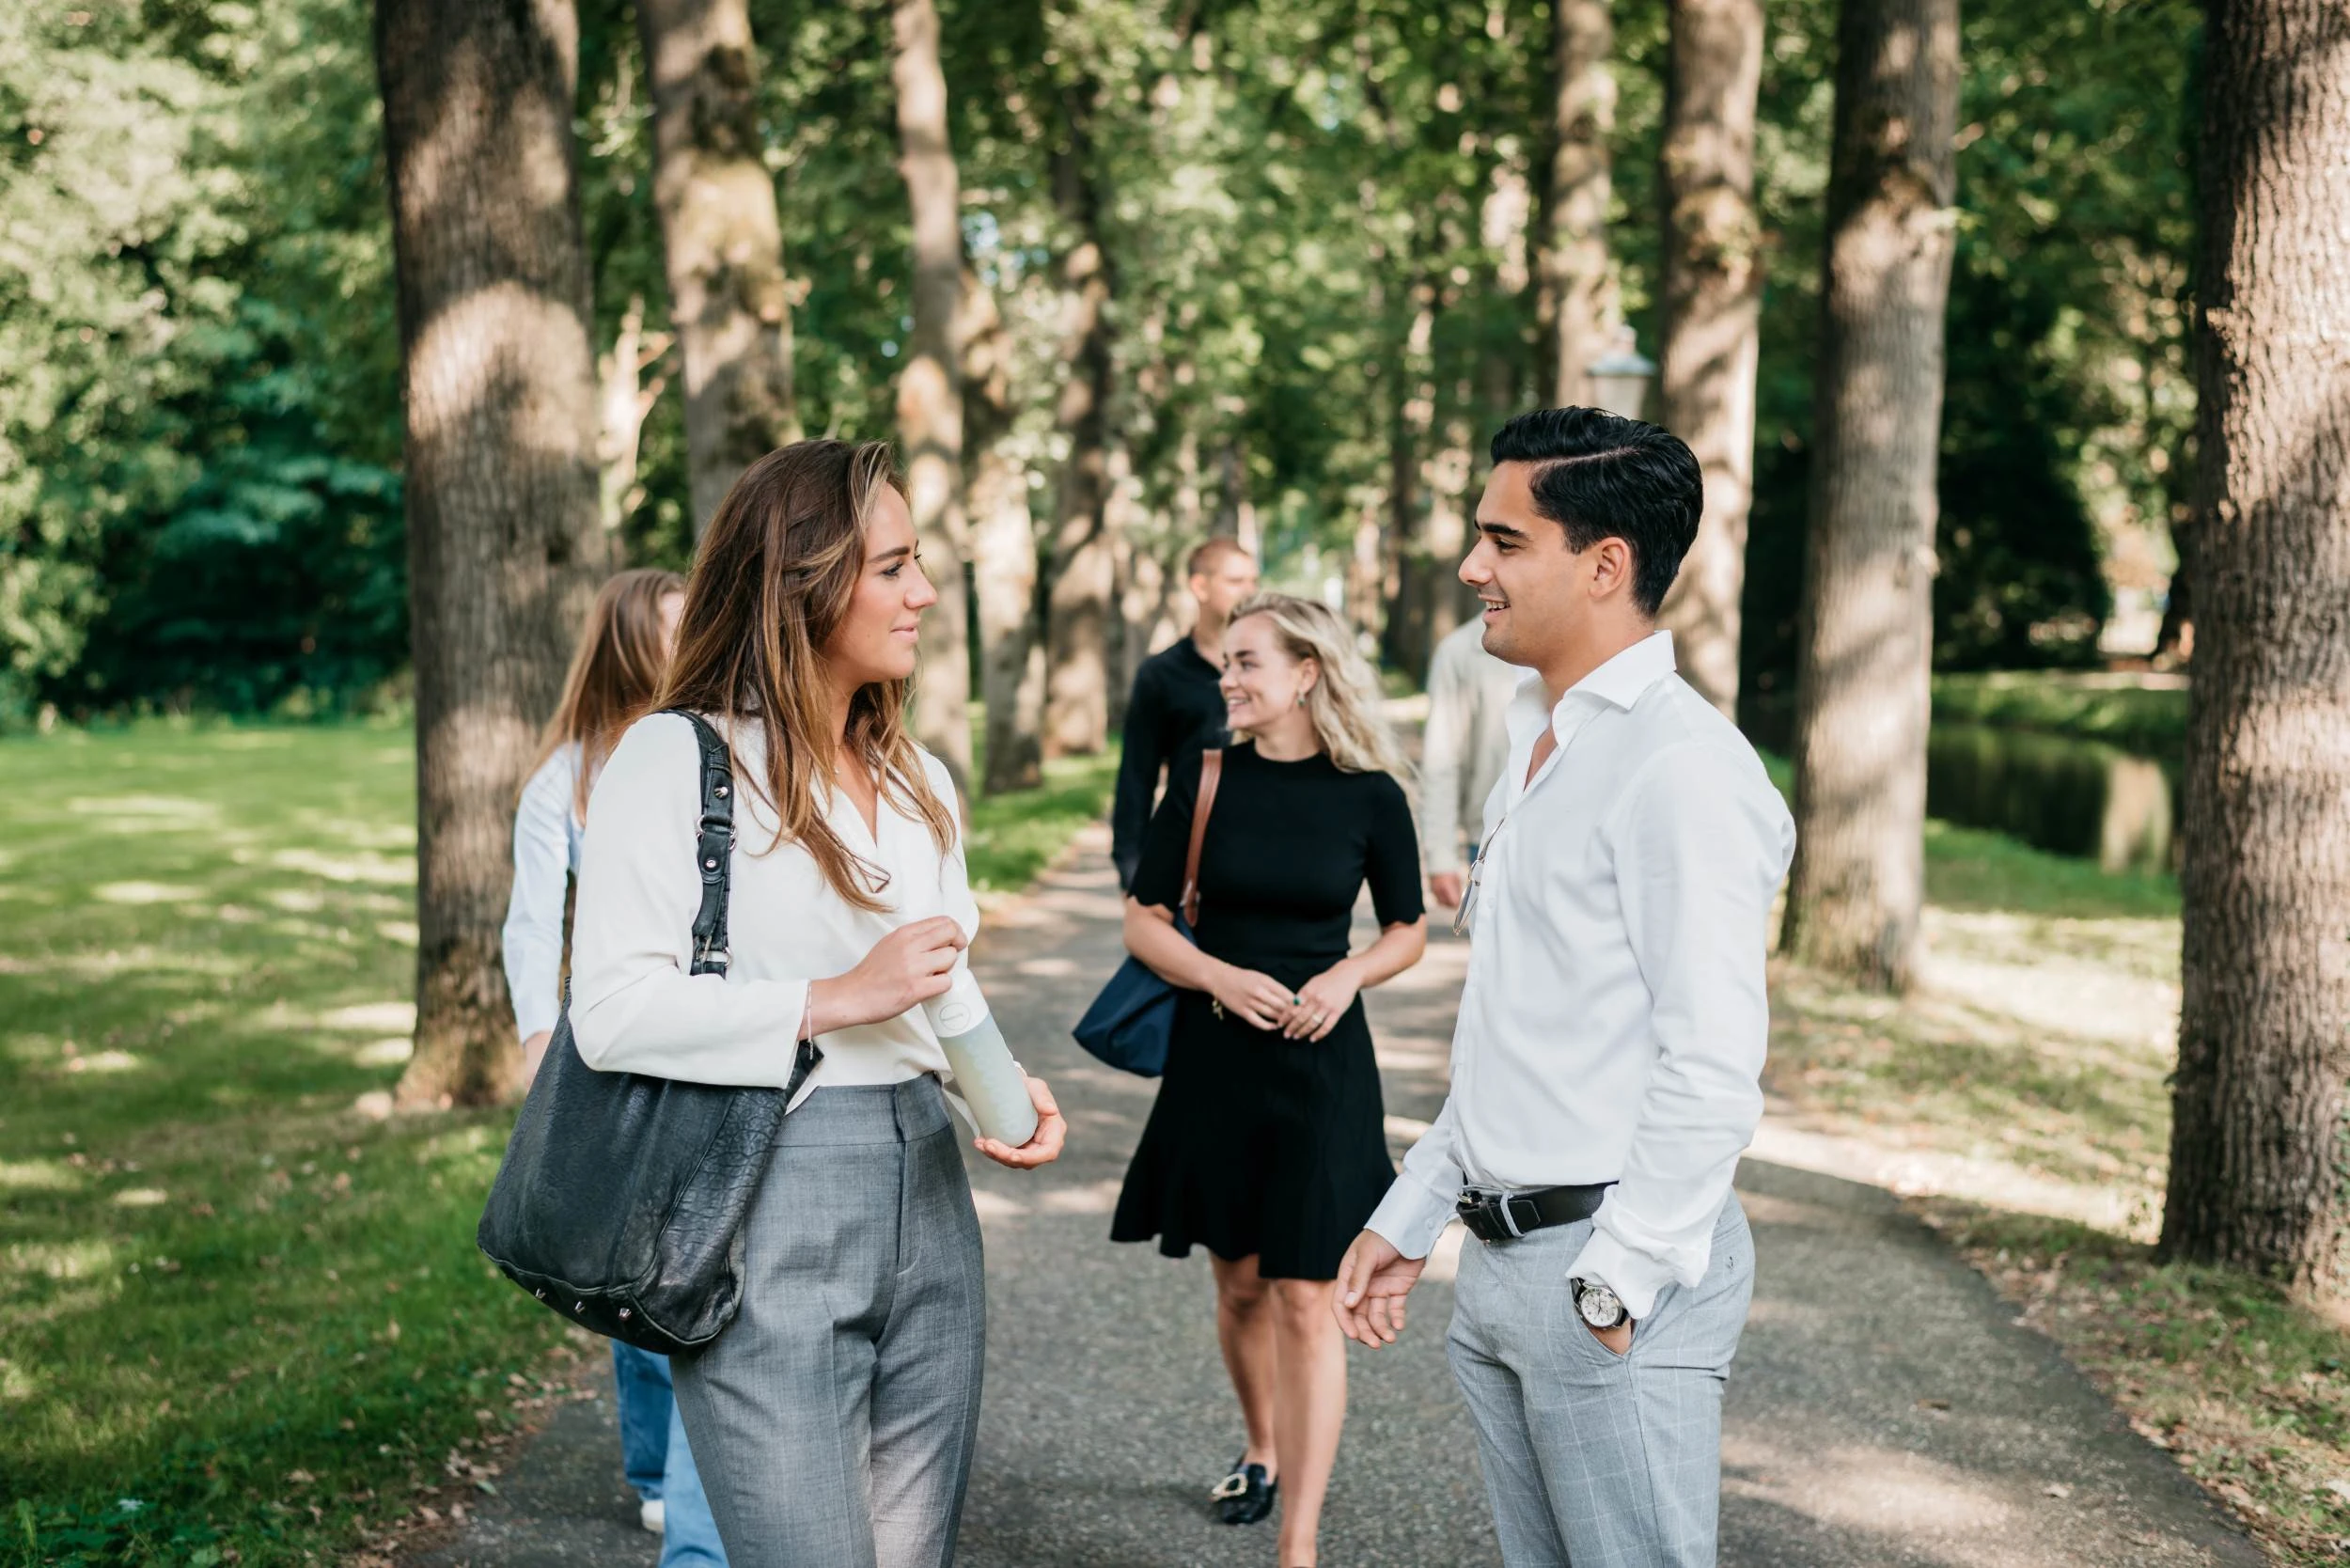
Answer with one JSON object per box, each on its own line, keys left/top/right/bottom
{"left": 502, "top": 743, "right": 586, "bottom": 1042}
{"left": 568, "top": 711, "right": 981, "bottom": 1096}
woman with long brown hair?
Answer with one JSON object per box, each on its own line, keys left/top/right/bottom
{"left": 566, "top": 439, "right": 1065, "bottom": 1568}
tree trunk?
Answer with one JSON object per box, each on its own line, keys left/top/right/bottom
{"left": 375, "top": 0, "right": 607, "bottom": 1107}
{"left": 636, "top": 0, "right": 798, "bottom": 539}
{"left": 1422, "top": 403, "right": 1475, "bottom": 651}
{"left": 1778, "top": 0, "right": 1960, "bottom": 993}
{"left": 1537, "top": 0, "right": 1616, "bottom": 407}
{"left": 1382, "top": 278, "right": 1439, "bottom": 675}
{"left": 1345, "top": 498, "right": 1386, "bottom": 646}
{"left": 1111, "top": 442, "right": 1161, "bottom": 727}
{"left": 1042, "top": 87, "right": 1116, "bottom": 759}
{"left": 2158, "top": 0, "right": 2350, "bottom": 1292}
{"left": 596, "top": 293, "right": 672, "bottom": 534}
{"left": 962, "top": 270, "right": 1044, "bottom": 796}
{"left": 890, "top": 0, "right": 972, "bottom": 797}
{"left": 1216, "top": 434, "right": 1258, "bottom": 556}
{"left": 1176, "top": 421, "right": 1206, "bottom": 539}
{"left": 2154, "top": 522, "right": 2193, "bottom": 663}
{"left": 1655, "top": 0, "right": 1764, "bottom": 719}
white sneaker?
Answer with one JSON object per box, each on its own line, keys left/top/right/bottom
{"left": 640, "top": 1498, "right": 666, "bottom": 1535}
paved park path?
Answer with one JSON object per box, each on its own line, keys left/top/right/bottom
{"left": 413, "top": 826, "right": 2263, "bottom": 1568}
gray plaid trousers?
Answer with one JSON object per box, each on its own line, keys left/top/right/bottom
{"left": 671, "top": 1077, "right": 986, "bottom": 1568}
{"left": 1446, "top": 1194, "right": 1754, "bottom": 1568}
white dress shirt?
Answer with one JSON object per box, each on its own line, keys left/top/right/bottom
{"left": 567, "top": 711, "right": 982, "bottom": 1098}
{"left": 1418, "top": 619, "right": 1524, "bottom": 875}
{"left": 1367, "top": 630, "right": 1795, "bottom": 1319}
{"left": 502, "top": 744, "right": 585, "bottom": 1042}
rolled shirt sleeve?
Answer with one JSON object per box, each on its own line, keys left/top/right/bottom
{"left": 1564, "top": 745, "right": 1794, "bottom": 1320}
{"left": 501, "top": 750, "right": 577, "bottom": 1042}
{"left": 567, "top": 714, "right": 814, "bottom": 1088}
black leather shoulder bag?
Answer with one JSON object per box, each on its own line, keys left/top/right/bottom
{"left": 477, "top": 709, "right": 822, "bottom": 1355}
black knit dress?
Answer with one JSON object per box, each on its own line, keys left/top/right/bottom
{"left": 1109, "top": 742, "right": 1424, "bottom": 1280}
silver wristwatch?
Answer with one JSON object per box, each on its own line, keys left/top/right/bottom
{"left": 1571, "top": 1276, "right": 1628, "bottom": 1330}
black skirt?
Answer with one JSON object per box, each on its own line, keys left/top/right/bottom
{"left": 1110, "top": 951, "right": 1396, "bottom": 1281}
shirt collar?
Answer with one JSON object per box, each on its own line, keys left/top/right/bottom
{"left": 1574, "top": 629, "right": 1678, "bottom": 712}
{"left": 1505, "top": 630, "right": 1679, "bottom": 745}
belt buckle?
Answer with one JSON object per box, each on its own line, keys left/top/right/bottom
{"left": 1456, "top": 1187, "right": 1513, "bottom": 1244}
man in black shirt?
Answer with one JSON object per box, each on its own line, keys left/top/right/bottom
{"left": 1110, "top": 537, "right": 1260, "bottom": 887}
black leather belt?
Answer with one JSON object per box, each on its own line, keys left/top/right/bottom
{"left": 1456, "top": 1183, "right": 1614, "bottom": 1243}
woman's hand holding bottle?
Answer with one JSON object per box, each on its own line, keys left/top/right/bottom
{"left": 808, "top": 917, "right": 968, "bottom": 1034}
{"left": 975, "top": 1074, "right": 1066, "bottom": 1169}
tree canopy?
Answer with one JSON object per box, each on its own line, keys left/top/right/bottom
{"left": 0, "top": 0, "right": 2198, "bottom": 725}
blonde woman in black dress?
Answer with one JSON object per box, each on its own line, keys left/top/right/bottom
{"left": 1113, "top": 592, "right": 1428, "bottom": 1568}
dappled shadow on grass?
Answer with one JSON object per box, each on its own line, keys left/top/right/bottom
{"left": 1768, "top": 957, "right": 2171, "bottom": 1201}
{"left": 1765, "top": 820, "right": 2183, "bottom": 1238}
{"left": 2, "top": 719, "right": 1126, "bottom": 1565}
{"left": 1917, "top": 1200, "right": 2350, "bottom": 1563}
{"left": 0, "top": 723, "right": 575, "bottom": 1566}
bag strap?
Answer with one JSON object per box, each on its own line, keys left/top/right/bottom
{"left": 1180, "top": 748, "right": 1224, "bottom": 930}
{"left": 665, "top": 709, "right": 735, "bottom": 978}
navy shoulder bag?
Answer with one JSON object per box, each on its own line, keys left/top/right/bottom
{"left": 1072, "top": 747, "right": 1223, "bottom": 1076}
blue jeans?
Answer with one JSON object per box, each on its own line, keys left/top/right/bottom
{"left": 611, "top": 1341, "right": 728, "bottom": 1568}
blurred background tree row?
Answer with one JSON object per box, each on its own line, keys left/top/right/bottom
{"left": 0, "top": 0, "right": 2196, "bottom": 729}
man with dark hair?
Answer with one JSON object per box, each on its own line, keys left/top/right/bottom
{"left": 1109, "top": 537, "right": 1260, "bottom": 888}
{"left": 1336, "top": 406, "right": 1794, "bottom": 1567}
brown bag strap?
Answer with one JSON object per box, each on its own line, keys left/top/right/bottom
{"left": 1180, "top": 748, "right": 1224, "bottom": 929}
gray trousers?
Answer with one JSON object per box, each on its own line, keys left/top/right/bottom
{"left": 1447, "top": 1194, "right": 1753, "bottom": 1568}
{"left": 672, "top": 1077, "right": 985, "bottom": 1568}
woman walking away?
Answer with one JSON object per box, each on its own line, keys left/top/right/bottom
{"left": 507, "top": 568, "right": 684, "bottom": 1085}
{"left": 567, "top": 439, "right": 1067, "bottom": 1568}
{"left": 1111, "top": 591, "right": 1429, "bottom": 1568}
{"left": 501, "top": 567, "right": 727, "bottom": 1563}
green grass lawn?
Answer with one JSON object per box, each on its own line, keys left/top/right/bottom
{"left": 965, "top": 750, "right": 1120, "bottom": 895}
{"left": 1932, "top": 669, "right": 2187, "bottom": 759}
{"left": 1, "top": 720, "right": 1115, "bottom": 1566}
{"left": 1754, "top": 763, "right": 2350, "bottom": 1562}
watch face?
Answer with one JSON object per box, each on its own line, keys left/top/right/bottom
{"left": 1576, "top": 1281, "right": 1622, "bottom": 1327}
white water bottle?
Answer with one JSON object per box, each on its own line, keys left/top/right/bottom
{"left": 923, "top": 967, "right": 1039, "bottom": 1148}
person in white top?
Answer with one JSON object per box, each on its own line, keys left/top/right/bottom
{"left": 566, "top": 439, "right": 1065, "bottom": 1568}
{"left": 505, "top": 568, "right": 685, "bottom": 1085}
{"left": 1418, "top": 615, "right": 1523, "bottom": 911}
{"left": 1335, "top": 407, "right": 1795, "bottom": 1568}
{"left": 503, "top": 568, "right": 741, "bottom": 1562}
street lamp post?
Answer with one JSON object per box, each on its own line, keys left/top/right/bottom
{"left": 1587, "top": 326, "right": 1656, "bottom": 421}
